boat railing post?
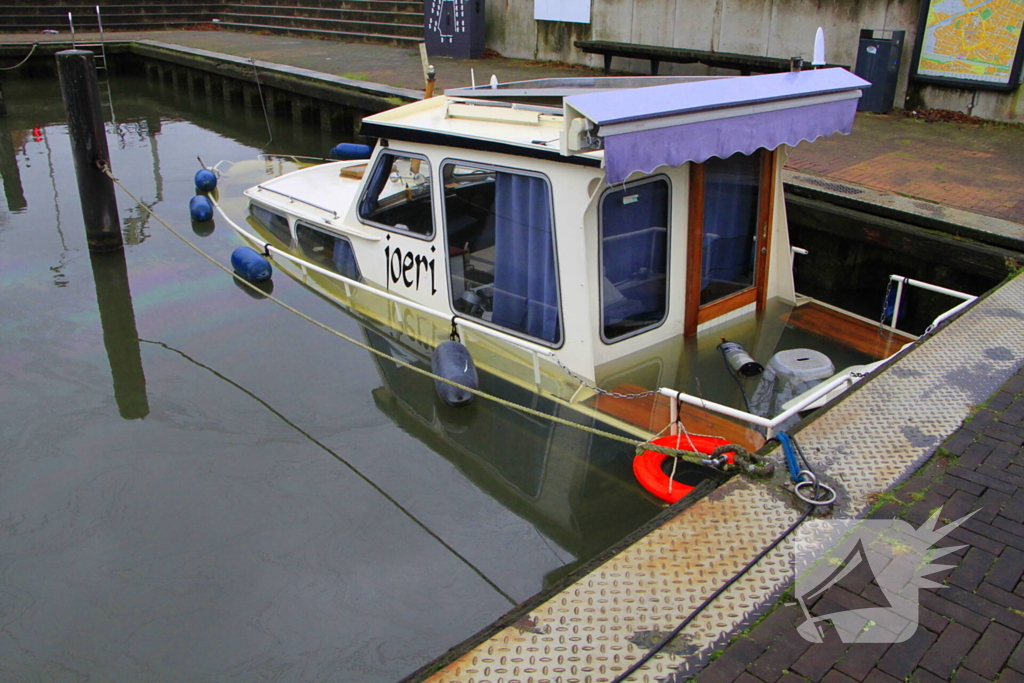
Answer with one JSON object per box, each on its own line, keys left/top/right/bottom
{"left": 531, "top": 351, "right": 542, "bottom": 388}
{"left": 669, "top": 396, "right": 679, "bottom": 436}
{"left": 890, "top": 275, "right": 906, "bottom": 332}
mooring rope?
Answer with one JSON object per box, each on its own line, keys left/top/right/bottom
{"left": 139, "top": 337, "right": 518, "bottom": 605}
{"left": 101, "top": 164, "right": 776, "bottom": 476}
{"left": 0, "top": 42, "right": 38, "bottom": 71}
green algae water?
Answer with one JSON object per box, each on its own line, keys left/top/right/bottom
{"left": 0, "top": 71, "right": 661, "bottom": 682}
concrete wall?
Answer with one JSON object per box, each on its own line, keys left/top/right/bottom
{"left": 485, "top": 0, "right": 1024, "bottom": 122}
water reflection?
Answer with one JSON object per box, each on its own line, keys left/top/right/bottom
{"left": 0, "top": 70, "right": 662, "bottom": 682}
{"left": 89, "top": 248, "right": 149, "bottom": 419}
{"left": 0, "top": 123, "right": 27, "bottom": 212}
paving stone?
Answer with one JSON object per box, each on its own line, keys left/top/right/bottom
{"left": 835, "top": 643, "right": 890, "bottom": 681}
{"left": 821, "top": 670, "right": 857, "bottom": 683}
{"left": 909, "top": 668, "right": 947, "bottom": 683}
{"left": 1007, "top": 635, "right": 1024, "bottom": 673}
{"left": 951, "top": 667, "right": 991, "bottom": 683}
{"left": 748, "top": 631, "right": 812, "bottom": 683}
{"left": 942, "top": 489, "right": 983, "bottom": 523}
{"left": 941, "top": 474, "right": 987, "bottom": 497}
{"left": 1001, "top": 490, "right": 1024, "bottom": 523}
{"left": 733, "top": 672, "right": 767, "bottom": 683}
{"left": 978, "top": 463, "right": 1024, "bottom": 490}
{"left": 1003, "top": 670, "right": 1024, "bottom": 683}
{"left": 877, "top": 628, "right": 938, "bottom": 680}
{"left": 987, "top": 546, "right": 1024, "bottom": 591}
{"left": 984, "top": 442, "right": 1019, "bottom": 470}
{"left": 917, "top": 606, "right": 950, "bottom": 635}
{"left": 962, "top": 622, "right": 1021, "bottom": 679}
{"left": 962, "top": 517, "right": 1024, "bottom": 552}
{"left": 978, "top": 581, "right": 1024, "bottom": 613}
{"left": 943, "top": 429, "right": 979, "bottom": 457}
{"left": 746, "top": 605, "right": 803, "bottom": 647}
{"left": 948, "top": 524, "right": 1007, "bottom": 555}
{"left": 790, "top": 628, "right": 849, "bottom": 680}
{"left": 994, "top": 514, "right": 1024, "bottom": 542}
{"left": 697, "top": 637, "right": 768, "bottom": 683}
{"left": 942, "top": 584, "right": 1024, "bottom": 631}
{"left": 948, "top": 466, "right": 1018, "bottom": 494}
{"left": 958, "top": 441, "right": 995, "bottom": 469}
{"left": 973, "top": 487, "right": 1011, "bottom": 523}
{"left": 948, "top": 546, "right": 996, "bottom": 592}
{"left": 987, "top": 391, "right": 1017, "bottom": 413}
{"left": 963, "top": 409, "right": 1000, "bottom": 435}
{"left": 918, "top": 591, "right": 992, "bottom": 633}
{"left": 920, "top": 623, "right": 980, "bottom": 679}
{"left": 862, "top": 669, "right": 901, "bottom": 683}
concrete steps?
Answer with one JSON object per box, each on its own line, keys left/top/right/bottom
{"left": 0, "top": 0, "right": 424, "bottom": 46}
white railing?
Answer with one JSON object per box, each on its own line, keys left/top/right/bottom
{"left": 660, "top": 370, "right": 864, "bottom": 441}
{"left": 212, "top": 198, "right": 558, "bottom": 387}
{"left": 660, "top": 275, "right": 978, "bottom": 440}
{"left": 887, "top": 274, "right": 976, "bottom": 334}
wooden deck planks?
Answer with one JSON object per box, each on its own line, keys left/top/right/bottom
{"left": 586, "top": 384, "right": 766, "bottom": 453}
{"left": 784, "top": 301, "right": 915, "bottom": 360}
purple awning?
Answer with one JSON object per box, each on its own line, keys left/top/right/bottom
{"left": 563, "top": 68, "right": 869, "bottom": 184}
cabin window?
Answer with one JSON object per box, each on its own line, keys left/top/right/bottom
{"left": 699, "top": 154, "right": 761, "bottom": 305}
{"left": 296, "top": 222, "right": 361, "bottom": 282}
{"left": 357, "top": 151, "right": 434, "bottom": 238}
{"left": 250, "top": 204, "right": 292, "bottom": 244}
{"left": 600, "top": 177, "right": 670, "bottom": 342}
{"left": 442, "top": 162, "right": 561, "bottom": 345}
{"left": 685, "top": 150, "right": 775, "bottom": 335}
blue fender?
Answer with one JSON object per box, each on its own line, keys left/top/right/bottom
{"left": 431, "top": 341, "right": 478, "bottom": 407}
{"left": 189, "top": 195, "right": 213, "bottom": 222}
{"left": 231, "top": 246, "right": 273, "bottom": 283}
{"left": 195, "top": 168, "right": 218, "bottom": 193}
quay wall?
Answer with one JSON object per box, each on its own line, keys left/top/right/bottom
{"left": 484, "top": 0, "right": 1024, "bottom": 123}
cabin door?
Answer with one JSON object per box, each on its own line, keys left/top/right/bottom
{"left": 684, "top": 149, "right": 775, "bottom": 336}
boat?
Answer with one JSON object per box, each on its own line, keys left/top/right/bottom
{"left": 210, "top": 67, "right": 977, "bottom": 466}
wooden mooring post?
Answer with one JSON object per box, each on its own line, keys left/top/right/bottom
{"left": 0, "top": 79, "right": 7, "bottom": 117}
{"left": 56, "top": 49, "right": 122, "bottom": 252}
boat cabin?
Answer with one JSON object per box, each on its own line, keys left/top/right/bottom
{"left": 239, "top": 68, "right": 938, "bottom": 448}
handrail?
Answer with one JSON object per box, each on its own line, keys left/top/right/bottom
{"left": 254, "top": 184, "right": 339, "bottom": 219}
{"left": 212, "top": 196, "right": 559, "bottom": 386}
{"left": 660, "top": 370, "right": 863, "bottom": 440}
{"left": 888, "top": 274, "right": 976, "bottom": 334}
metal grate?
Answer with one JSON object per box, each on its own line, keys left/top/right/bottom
{"left": 799, "top": 176, "right": 866, "bottom": 195}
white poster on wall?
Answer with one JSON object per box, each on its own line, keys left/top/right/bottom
{"left": 534, "top": 0, "right": 591, "bottom": 24}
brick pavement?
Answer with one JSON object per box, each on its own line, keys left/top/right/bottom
{"left": 692, "top": 366, "right": 1024, "bottom": 683}
{"left": 786, "top": 112, "right": 1024, "bottom": 225}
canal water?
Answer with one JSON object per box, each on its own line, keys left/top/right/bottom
{"left": 0, "top": 73, "right": 661, "bottom": 681}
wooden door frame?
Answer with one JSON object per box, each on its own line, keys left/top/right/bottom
{"left": 684, "top": 149, "right": 776, "bottom": 337}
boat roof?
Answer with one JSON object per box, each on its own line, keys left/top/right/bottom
{"left": 360, "top": 97, "right": 603, "bottom": 168}
{"left": 360, "top": 69, "right": 870, "bottom": 179}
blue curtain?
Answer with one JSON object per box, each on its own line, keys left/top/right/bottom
{"left": 601, "top": 180, "right": 669, "bottom": 334}
{"left": 491, "top": 173, "right": 561, "bottom": 344}
{"left": 332, "top": 237, "right": 361, "bottom": 281}
{"left": 701, "top": 153, "right": 760, "bottom": 303}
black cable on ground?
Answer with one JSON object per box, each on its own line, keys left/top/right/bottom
{"left": 609, "top": 504, "right": 814, "bottom": 683}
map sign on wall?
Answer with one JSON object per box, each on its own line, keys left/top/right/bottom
{"left": 911, "top": 0, "right": 1024, "bottom": 90}
{"left": 534, "top": 0, "right": 591, "bottom": 24}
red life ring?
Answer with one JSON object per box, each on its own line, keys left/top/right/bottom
{"left": 633, "top": 434, "right": 731, "bottom": 503}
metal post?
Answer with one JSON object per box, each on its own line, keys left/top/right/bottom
{"left": 56, "top": 49, "right": 122, "bottom": 252}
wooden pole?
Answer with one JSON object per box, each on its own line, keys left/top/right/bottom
{"left": 0, "top": 79, "right": 7, "bottom": 117}
{"left": 56, "top": 49, "right": 122, "bottom": 252}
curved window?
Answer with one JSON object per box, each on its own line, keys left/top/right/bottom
{"left": 600, "top": 177, "right": 670, "bottom": 342}
{"left": 357, "top": 151, "right": 434, "bottom": 238}
{"left": 296, "top": 222, "right": 361, "bottom": 282}
{"left": 443, "top": 162, "right": 561, "bottom": 345}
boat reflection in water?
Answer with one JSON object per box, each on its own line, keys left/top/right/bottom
{"left": 361, "top": 317, "right": 667, "bottom": 585}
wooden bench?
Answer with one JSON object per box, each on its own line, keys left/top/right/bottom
{"left": 575, "top": 40, "right": 846, "bottom": 76}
